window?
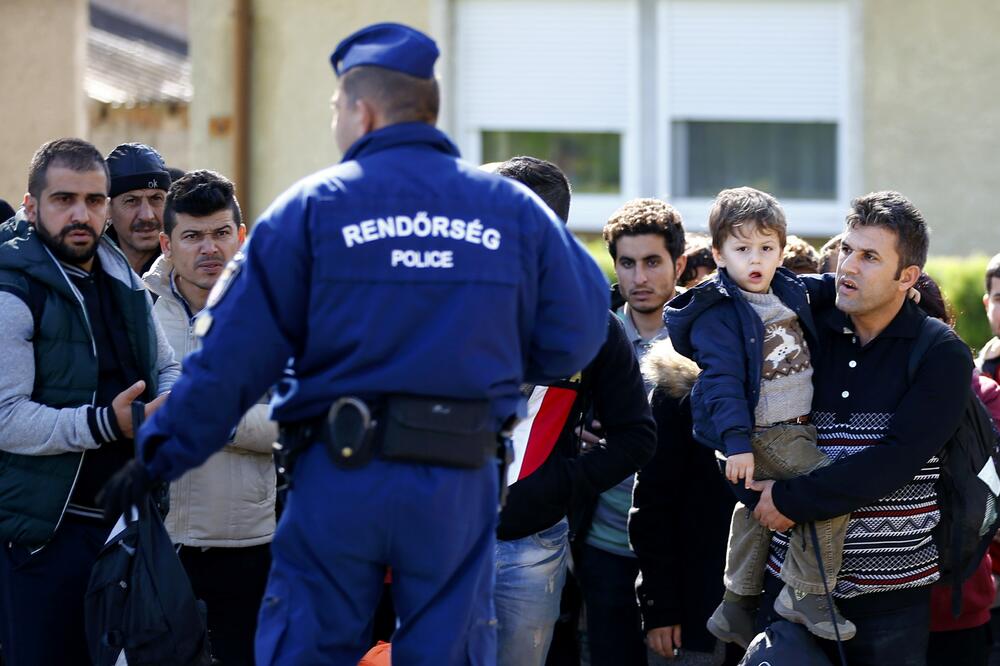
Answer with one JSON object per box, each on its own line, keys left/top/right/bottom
{"left": 481, "top": 131, "right": 621, "bottom": 194}
{"left": 672, "top": 121, "right": 837, "bottom": 200}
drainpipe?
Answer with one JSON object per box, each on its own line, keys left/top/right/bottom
{"left": 233, "top": 0, "right": 251, "bottom": 217}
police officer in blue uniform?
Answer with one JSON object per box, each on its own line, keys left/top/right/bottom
{"left": 99, "top": 22, "right": 609, "bottom": 666}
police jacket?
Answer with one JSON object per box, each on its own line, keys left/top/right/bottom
{"left": 0, "top": 214, "right": 178, "bottom": 549}
{"left": 140, "top": 122, "right": 609, "bottom": 482}
{"left": 143, "top": 256, "right": 277, "bottom": 548}
{"left": 663, "top": 267, "right": 826, "bottom": 455}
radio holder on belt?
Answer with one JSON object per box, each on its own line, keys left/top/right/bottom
{"left": 277, "top": 395, "right": 511, "bottom": 501}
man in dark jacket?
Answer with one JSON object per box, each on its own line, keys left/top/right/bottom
{"left": 490, "top": 156, "right": 656, "bottom": 666}
{"left": 100, "top": 24, "right": 609, "bottom": 665}
{"left": 0, "top": 138, "right": 178, "bottom": 664}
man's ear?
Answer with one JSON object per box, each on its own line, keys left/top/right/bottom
{"left": 358, "top": 97, "right": 381, "bottom": 134}
{"left": 22, "top": 193, "right": 36, "bottom": 224}
{"left": 159, "top": 231, "right": 171, "bottom": 258}
{"left": 673, "top": 254, "right": 688, "bottom": 280}
{"left": 898, "top": 264, "right": 921, "bottom": 291}
{"left": 237, "top": 224, "right": 247, "bottom": 246}
{"left": 985, "top": 293, "right": 991, "bottom": 313}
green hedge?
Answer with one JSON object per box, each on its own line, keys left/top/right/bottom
{"left": 581, "top": 236, "right": 993, "bottom": 353}
{"left": 925, "top": 256, "right": 993, "bottom": 353}
{"left": 583, "top": 237, "right": 616, "bottom": 283}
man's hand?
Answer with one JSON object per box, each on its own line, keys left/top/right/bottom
{"left": 111, "top": 381, "right": 169, "bottom": 439}
{"left": 725, "top": 452, "right": 755, "bottom": 489}
{"left": 97, "top": 459, "right": 153, "bottom": 522}
{"left": 748, "top": 479, "right": 795, "bottom": 531}
{"left": 576, "top": 419, "right": 603, "bottom": 450}
{"left": 647, "top": 625, "right": 681, "bottom": 659}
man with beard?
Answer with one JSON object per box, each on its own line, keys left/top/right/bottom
{"left": 105, "top": 142, "right": 172, "bottom": 276}
{"left": 574, "top": 199, "right": 687, "bottom": 665}
{"left": 0, "top": 138, "right": 179, "bottom": 664}
{"left": 143, "top": 170, "right": 277, "bottom": 665}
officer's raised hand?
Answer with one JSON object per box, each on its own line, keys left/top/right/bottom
{"left": 111, "top": 380, "right": 170, "bottom": 439}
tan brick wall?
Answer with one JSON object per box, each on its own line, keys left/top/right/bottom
{"left": 189, "top": 0, "right": 434, "bottom": 222}
{"left": 863, "top": 0, "right": 1000, "bottom": 256}
{"left": 88, "top": 102, "right": 191, "bottom": 171}
{"left": 0, "top": 0, "right": 88, "bottom": 206}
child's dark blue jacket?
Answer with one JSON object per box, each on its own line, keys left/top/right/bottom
{"left": 663, "top": 267, "right": 830, "bottom": 455}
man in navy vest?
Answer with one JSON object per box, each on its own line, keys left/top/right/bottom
{"left": 101, "top": 22, "right": 608, "bottom": 665}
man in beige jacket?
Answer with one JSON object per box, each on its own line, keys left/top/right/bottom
{"left": 143, "top": 169, "right": 277, "bottom": 666}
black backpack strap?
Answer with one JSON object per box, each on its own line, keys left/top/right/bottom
{"left": 808, "top": 522, "right": 848, "bottom": 666}
{"left": 907, "top": 316, "right": 953, "bottom": 384}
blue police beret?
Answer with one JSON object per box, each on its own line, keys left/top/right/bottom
{"left": 330, "top": 22, "right": 439, "bottom": 79}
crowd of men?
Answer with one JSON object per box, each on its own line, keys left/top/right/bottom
{"left": 2, "top": 20, "right": 1000, "bottom": 666}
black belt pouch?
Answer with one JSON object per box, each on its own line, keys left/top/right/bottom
{"left": 379, "top": 395, "right": 495, "bottom": 469}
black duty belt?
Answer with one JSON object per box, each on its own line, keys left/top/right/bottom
{"left": 278, "top": 395, "right": 498, "bottom": 472}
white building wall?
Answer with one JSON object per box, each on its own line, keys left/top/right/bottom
{"left": 453, "top": 0, "right": 855, "bottom": 236}
{"left": 453, "top": 0, "right": 640, "bottom": 230}
{"left": 663, "top": 0, "right": 853, "bottom": 236}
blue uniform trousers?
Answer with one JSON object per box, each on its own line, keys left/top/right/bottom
{"left": 255, "top": 445, "right": 499, "bottom": 665}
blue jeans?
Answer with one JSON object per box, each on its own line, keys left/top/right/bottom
{"left": 254, "top": 446, "right": 499, "bottom": 666}
{"left": 495, "top": 518, "right": 569, "bottom": 666}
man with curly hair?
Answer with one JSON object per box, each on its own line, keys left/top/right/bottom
{"left": 575, "top": 199, "right": 686, "bottom": 665}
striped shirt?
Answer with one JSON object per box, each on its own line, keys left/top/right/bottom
{"left": 768, "top": 301, "right": 972, "bottom": 599}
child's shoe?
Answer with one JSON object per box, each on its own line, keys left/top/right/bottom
{"left": 773, "top": 584, "right": 856, "bottom": 641}
{"left": 706, "top": 598, "right": 757, "bottom": 649}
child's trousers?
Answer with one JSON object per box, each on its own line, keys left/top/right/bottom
{"left": 723, "top": 423, "right": 849, "bottom": 597}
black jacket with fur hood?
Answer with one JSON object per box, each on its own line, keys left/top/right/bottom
{"left": 629, "top": 339, "right": 737, "bottom": 652}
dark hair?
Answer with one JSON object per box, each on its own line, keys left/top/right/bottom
{"left": 340, "top": 65, "right": 439, "bottom": 125}
{"left": 27, "top": 138, "right": 109, "bottom": 199}
{"left": 914, "top": 272, "right": 955, "bottom": 327}
{"left": 709, "top": 187, "right": 787, "bottom": 249}
{"left": 846, "top": 191, "right": 929, "bottom": 277}
{"left": 603, "top": 198, "right": 685, "bottom": 263}
{"left": 164, "top": 170, "right": 242, "bottom": 236}
{"left": 782, "top": 234, "right": 820, "bottom": 274}
{"left": 985, "top": 253, "right": 1000, "bottom": 294}
{"left": 167, "top": 166, "right": 187, "bottom": 183}
{"left": 819, "top": 233, "right": 843, "bottom": 273}
{"left": 495, "top": 156, "right": 571, "bottom": 222}
{"left": 679, "top": 233, "right": 716, "bottom": 286}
